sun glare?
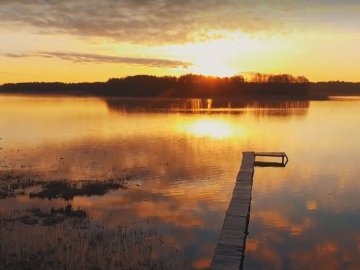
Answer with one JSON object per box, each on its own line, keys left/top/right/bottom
{"left": 163, "top": 32, "right": 272, "bottom": 77}
{"left": 166, "top": 38, "right": 241, "bottom": 77}
{"left": 190, "top": 61, "right": 236, "bottom": 77}
{"left": 188, "top": 40, "right": 238, "bottom": 77}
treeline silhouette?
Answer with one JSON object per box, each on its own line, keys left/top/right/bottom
{"left": 309, "top": 81, "right": 360, "bottom": 98}
{"left": 0, "top": 74, "right": 359, "bottom": 98}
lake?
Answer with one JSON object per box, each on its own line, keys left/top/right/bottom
{"left": 0, "top": 95, "right": 360, "bottom": 269}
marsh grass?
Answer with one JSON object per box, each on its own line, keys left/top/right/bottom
{"left": 0, "top": 166, "right": 191, "bottom": 270}
{"left": 0, "top": 171, "right": 44, "bottom": 199}
{"left": 0, "top": 170, "right": 129, "bottom": 201}
{"left": 0, "top": 210, "right": 191, "bottom": 270}
{"left": 0, "top": 168, "right": 191, "bottom": 269}
{"left": 29, "top": 180, "right": 127, "bottom": 200}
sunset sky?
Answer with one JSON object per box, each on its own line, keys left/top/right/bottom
{"left": 1, "top": 0, "right": 359, "bottom": 83}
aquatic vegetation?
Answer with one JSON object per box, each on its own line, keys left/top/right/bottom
{"left": 0, "top": 171, "right": 44, "bottom": 199}
{"left": 29, "top": 180, "right": 127, "bottom": 200}
{"left": 0, "top": 169, "right": 192, "bottom": 269}
{"left": 21, "top": 205, "right": 87, "bottom": 226}
{"left": 0, "top": 170, "right": 128, "bottom": 201}
{"left": 0, "top": 212, "right": 191, "bottom": 270}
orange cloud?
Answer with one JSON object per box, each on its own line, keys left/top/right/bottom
{"left": 192, "top": 257, "right": 211, "bottom": 269}
{"left": 254, "top": 210, "right": 313, "bottom": 235}
{"left": 307, "top": 201, "right": 318, "bottom": 211}
{"left": 291, "top": 241, "right": 342, "bottom": 270}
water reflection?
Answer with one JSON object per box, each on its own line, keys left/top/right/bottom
{"left": 0, "top": 95, "right": 359, "bottom": 269}
{"left": 104, "top": 97, "right": 309, "bottom": 117}
{"left": 182, "top": 119, "right": 233, "bottom": 139}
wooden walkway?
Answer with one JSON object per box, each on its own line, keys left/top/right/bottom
{"left": 211, "top": 151, "right": 287, "bottom": 270}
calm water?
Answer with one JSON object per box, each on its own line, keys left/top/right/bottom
{"left": 0, "top": 95, "right": 360, "bottom": 269}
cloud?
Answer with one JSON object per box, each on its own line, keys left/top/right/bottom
{"left": 4, "top": 51, "right": 191, "bottom": 68}
{"left": 0, "top": 0, "right": 358, "bottom": 45}
{"left": 0, "top": 0, "right": 242, "bottom": 44}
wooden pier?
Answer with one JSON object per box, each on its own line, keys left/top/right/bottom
{"left": 211, "top": 151, "right": 288, "bottom": 270}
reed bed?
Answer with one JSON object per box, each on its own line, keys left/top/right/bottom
{"left": 0, "top": 211, "right": 190, "bottom": 270}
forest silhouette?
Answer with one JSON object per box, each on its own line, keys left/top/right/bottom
{"left": 1, "top": 73, "right": 359, "bottom": 98}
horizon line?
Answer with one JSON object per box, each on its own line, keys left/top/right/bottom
{"left": 1, "top": 73, "right": 359, "bottom": 86}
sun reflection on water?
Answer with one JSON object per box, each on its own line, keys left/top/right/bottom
{"left": 184, "top": 118, "right": 232, "bottom": 139}
{"left": 178, "top": 116, "right": 249, "bottom": 140}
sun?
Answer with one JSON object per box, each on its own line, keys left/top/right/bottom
{"left": 190, "top": 60, "right": 236, "bottom": 77}
{"left": 167, "top": 38, "right": 240, "bottom": 77}
{"left": 188, "top": 40, "right": 238, "bottom": 77}
{"left": 164, "top": 32, "right": 270, "bottom": 77}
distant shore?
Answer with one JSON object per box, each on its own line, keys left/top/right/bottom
{"left": 1, "top": 74, "right": 359, "bottom": 100}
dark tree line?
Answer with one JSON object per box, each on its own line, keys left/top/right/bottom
{"left": 250, "top": 73, "right": 309, "bottom": 84}
{"left": 2, "top": 73, "right": 356, "bottom": 98}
